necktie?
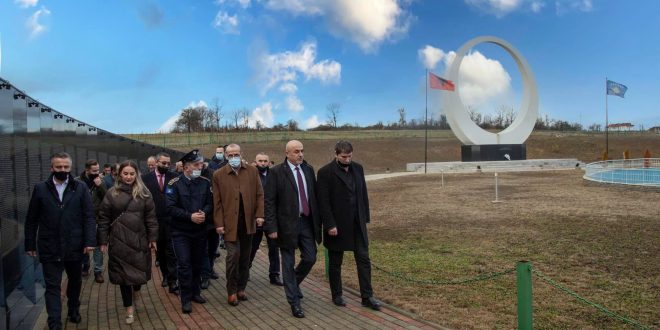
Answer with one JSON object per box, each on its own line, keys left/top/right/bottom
{"left": 158, "top": 174, "right": 164, "bottom": 191}
{"left": 295, "top": 167, "right": 310, "bottom": 216}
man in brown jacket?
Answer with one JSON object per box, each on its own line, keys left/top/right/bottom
{"left": 213, "top": 143, "right": 265, "bottom": 306}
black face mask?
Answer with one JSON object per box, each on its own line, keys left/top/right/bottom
{"left": 156, "top": 166, "right": 169, "bottom": 174}
{"left": 53, "top": 171, "right": 69, "bottom": 181}
{"left": 337, "top": 161, "right": 350, "bottom": 168}
{"left": 88, "top": 173, "right": 99, "bottom": 180}
{"left": 257, "top": 166, "right": 268, "bottom": 173}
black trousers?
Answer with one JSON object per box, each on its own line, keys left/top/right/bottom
{"left": 119, "top": 285, "right": 142, "bottom": 307}
{"left": 171, "top": 229, "right": 206, "bottom": 304}
{"left": 280, "top": 217, "right": 316, "bottom": 306}
{"left": 249, "top": 227, "right": 281, "bottom": 277}
{"left": 42, "top": 260, "right": 82, "bottom": 329}
{"left": 157, "top": 222, "right": 177, "bottom": 283}
{"left": 202, "top": 228, "right": 220, "bottom": 278}
{"left": 225, "top": 215, "right": 252, "bottom": 295}
{"left": 328, "top": 225, "right": 373, "bottom": 299}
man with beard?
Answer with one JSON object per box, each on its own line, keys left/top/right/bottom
{"left": 76, "top": 159, "right": 107, "bottom": 282}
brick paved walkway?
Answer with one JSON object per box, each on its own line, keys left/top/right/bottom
{"left": 33, "top": 247, "right": 443, "bottom": 329}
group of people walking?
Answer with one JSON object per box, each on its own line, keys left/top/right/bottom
{"left": 25, "top": 139, "right": 380, "bottom": 330}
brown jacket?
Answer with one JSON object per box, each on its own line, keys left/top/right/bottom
{"left": 98, "top": 184, "right": 158, "bottom": 286}
{"left": 212, "top": 162, "right": 264, "bottom": 242}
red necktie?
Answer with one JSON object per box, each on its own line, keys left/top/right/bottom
{"left": 158, "top": 174, "right": 164, "bottom": 191}
{"left": 295, "top": 167, "right": 310, "bottom": 216}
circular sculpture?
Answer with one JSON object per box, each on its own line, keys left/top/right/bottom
{"left": 443, "top": 36, "right": 538, "bottom": 145}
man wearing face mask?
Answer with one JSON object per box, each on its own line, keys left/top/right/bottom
{"left": 248, "top": 152, "right": 283, "bottom": 286}
{"left": 212, "top": 144, "right": 264, "bottom": 306}
{"left": 317, "top": 141, "right": 381, "bottom": 311}
{"left": 200, "top": 145, "right": 227, "bottom": 288}
{"left": 75, "top": 159, "right": 108, "bottom": 283}
{"left": 25, "top": 152, "right": 96, "bottom": 329}
{"left": 208, "top": 145, "right": 228, "bottom": 171}
{"left": 166, "top": 149, "right": 213, "bottom": 314}
{"left": 142, "top": 152, "right": 179, "bottom": 294}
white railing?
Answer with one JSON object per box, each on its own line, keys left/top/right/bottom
{"left": 583, "top": 158, "right": 660, "bottom": 186}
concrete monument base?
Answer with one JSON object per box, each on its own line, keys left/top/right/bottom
{"left": 461, "top": 144, "right": 526, "bottom": 162}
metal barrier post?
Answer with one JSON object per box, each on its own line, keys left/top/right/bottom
{"left": 324, "top": 247, "right": 330, "bottom": 280}
{"left": 517, "top": 261, "right": 533, "bottom": 330}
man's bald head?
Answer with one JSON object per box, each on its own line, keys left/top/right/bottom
{"left": 285, "top": 140, "right": 304, "bottom": 165}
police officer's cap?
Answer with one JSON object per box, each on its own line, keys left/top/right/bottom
{"left": 180, "top": 149, "right": 203, "bottom": 164}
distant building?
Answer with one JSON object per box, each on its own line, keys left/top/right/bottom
{"left": 607, "top": 123, "right": 634, "bottom": 132}
{"left": 649, "top": 126, "right": 660, "bottom": 133}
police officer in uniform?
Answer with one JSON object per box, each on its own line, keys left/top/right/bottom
{"left": 165, "top": 150, "right": 213, "bottom": 314}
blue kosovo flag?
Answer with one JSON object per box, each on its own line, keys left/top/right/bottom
{"left": 606, "top": 80, "right": 628, "bottom": 98}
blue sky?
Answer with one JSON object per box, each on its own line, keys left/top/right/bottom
{"left": 1, "top": 0, "right": 659, "bottom": 133}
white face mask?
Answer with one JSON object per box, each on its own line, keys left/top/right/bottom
{"left": 191, "top": 169, "right": 202, "bottom": 179}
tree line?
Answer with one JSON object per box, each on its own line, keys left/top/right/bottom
{"left": 170, "top": 102, "right": 591, "bottom": 133}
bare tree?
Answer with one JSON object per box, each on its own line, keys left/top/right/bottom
{"left": 467, "top": 106, "right": 482, "bottom": 125}
{"left": 397, "top": 107, "right": 406, "bottom": 127}
{"left": 287, "top": 119, "right": 299, "bottom": 131}
{"left": 174, "top": 105, "right": 206, "bottom": 133}
{"left": 240, "top": 109, "right": 250, "bottom": 130}
{"left": 210, "top": 98, "right": 223, "bottom": 131}
{"left": 231, "top": 109, "right": 241, "bottom": 130}
{"left": 326, "top": 103, "right": 341, "bottom": 129}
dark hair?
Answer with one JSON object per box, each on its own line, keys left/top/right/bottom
{"left": 85, "top": 159, "right": 99, "bottom": 169}
{"left": 50, "top": 152, "right": 71, "bottom": 163}
{"left": 334, "top": 140, "right": 353, "bottom": 155}
{"left": 155, "top": 152, "right": 170, "bottom": 160}
{"left": 103, "top": 163, "right": 112, "bottom": 169}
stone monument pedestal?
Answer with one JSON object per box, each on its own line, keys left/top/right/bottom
{"left": 461, "top": 144, "right": 526, "bottom": 162}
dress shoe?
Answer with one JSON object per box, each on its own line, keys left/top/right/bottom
{"left": 332, "top": 296, "right": 347, "bottom": 307}
{"left": 210, "top": 271, "right": 220, "bottom": 280}
{"left": 200, "top": 278, "right": 210, "bottom": 289}
{"left": 269, "top": 276, "right": 284, "bottom": 286}
{"left": 227, "top": 294, "right": 239, "bottom": 306}
{"left": 161, "top": 280, "right": 168, "bottom": 287}
{"left": 81, "top": 270, "right": 90, "bottom": 277}
{"left": 291, "top": 305, "right": 305, "bottom": 318}
{"left": 192, "top": 295, "right": 207, "bottom": 304}
{"left": 94, "top": 273, "right": 104, "bottom": 284}
{"left": 182, "top": 301, "right": 192, "bottom": 314}
{"left": 361, "top": 297, "right": 382, "bottom": 311}
{"left": 298, "top": 292, "right": 304, "bottom": 299}
{"left": 237, "top": 291, "right": 248, "bottom": 301}
{"left": 68, "top": 311, "right": 82, "bottom": 324}
{"left": 169, "top": 283, "right": 179, "bottom": 295}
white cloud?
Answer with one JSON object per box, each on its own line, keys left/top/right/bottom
{"left": 302, "top": 115, "right": 320, "bottom": 129}
{"left": 187, "top": 100, "right": 208, "bottom": 108}
{"left": 530, "top": 1, "right": 544, "bottom": 12}
{"left": 258, "top": 41, "right": 341, "bottom": 93}
{"left": 216, "top": 0, "right": 251, "bottom": 9}
{"left": 26, "top": 6, "right": 50, "bottom": 38}
{"left": 444, "top": 50, "right": 511, "bottom": 107}
{"left": 285, "top": 95, "right": 304, "bottom": 112}
{"left": 15, "top": 0, "right": 38, "bottom": 8}
{"left": 265, "top": 0, "right": 412, "bottom": 52}
{"left": 279, "top": 82, "right": 298, "bottom": 94}
{"left": 248, "top": 102, "right": 275, "bottom": 127}
{"left": 212, "top": 11, "right": 240, "bottom": 34}
{"left": 418, "top": 45, "right": 445, "bottom": 70}
{"left": 465, "top": 0, "right": 523, "bottom": 17}
{"left": 158, "top": 111, "right": 181, "bottom": 133}
{"left": 556, "top": 0, "right": 593, "bottom": 15}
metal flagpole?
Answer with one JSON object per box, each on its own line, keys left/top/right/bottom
{"left": 605, "top": 77, "right": 609, "bottom": 158}
{"left": 424, "top": 69, "right": 428, "bottom": 174}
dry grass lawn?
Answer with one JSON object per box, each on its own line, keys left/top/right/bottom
{"left": 309, "top": 170, "right": 659, "bottom": 329}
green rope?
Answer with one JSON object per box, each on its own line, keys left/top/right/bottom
{"left": 372, "top": 263, "right": 516, "bottom": 285}
{"left": 532, "top": 269, "right": 649, "bottom": 329}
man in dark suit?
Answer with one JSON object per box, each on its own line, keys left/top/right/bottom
{"left": 249, "top": 152, "right": 283, "bottom": 286}
{"left": 317, "top": 141, "right": 381, "bottom": 311}
{"left": 264, "top": 140, "right": 321, "bottom": 318}
{"left": 25, "top": 152, "right": 96, "bottom": 330}
{"left": 142, "top": 152, "right": 179, "bottom": 293}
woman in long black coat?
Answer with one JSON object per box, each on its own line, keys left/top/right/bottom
{"left": 98, "top": 160, "right": 158, "bottom": 324}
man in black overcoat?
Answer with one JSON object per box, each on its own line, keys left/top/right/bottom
{"left": 317, "top": 140, "right": 381, "bottom": 311}
{"left": 142, "top": 151, "right": 179, "bottom": 293}
{"left": 264, "top": 140, "right": 321, "bottom": 319}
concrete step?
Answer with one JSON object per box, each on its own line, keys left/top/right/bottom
{"left": 407, "top": 159, "right": 584, "bottom": 173}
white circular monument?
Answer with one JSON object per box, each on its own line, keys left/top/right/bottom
{"left": 443, "top": 36, "right": 538, "bottom": 145}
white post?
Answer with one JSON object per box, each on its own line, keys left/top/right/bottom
{"left": 441, "top": 170, "right": 444, "bottom": 187}
{"left": 492, "top": 172, "right": 502, "bottom": 203}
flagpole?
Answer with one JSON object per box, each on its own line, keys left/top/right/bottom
{"left": 605, "top": 77, "right": 609, "bottom": 158}
{"left": 424, "top": 69, "right": 428, "bottom": 174}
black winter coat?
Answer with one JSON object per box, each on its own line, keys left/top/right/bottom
{"left": 24, "top": 174, "right": 96, "bottom": 263}
{"left": 317, "top": 161, "right": 370, "bottom": 251}
{"left": 97, "top": 184, "right": 158, "bottom": 286}
{"left": 264, "top": 160, "right": 321, "bottom": 249}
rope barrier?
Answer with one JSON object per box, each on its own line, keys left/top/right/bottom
{"left": 532, "top": 269, "right": 649, "bottom": 329}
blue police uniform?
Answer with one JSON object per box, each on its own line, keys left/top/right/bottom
{"left": 165, "top": 150, "right": 213, "bottom": 313}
